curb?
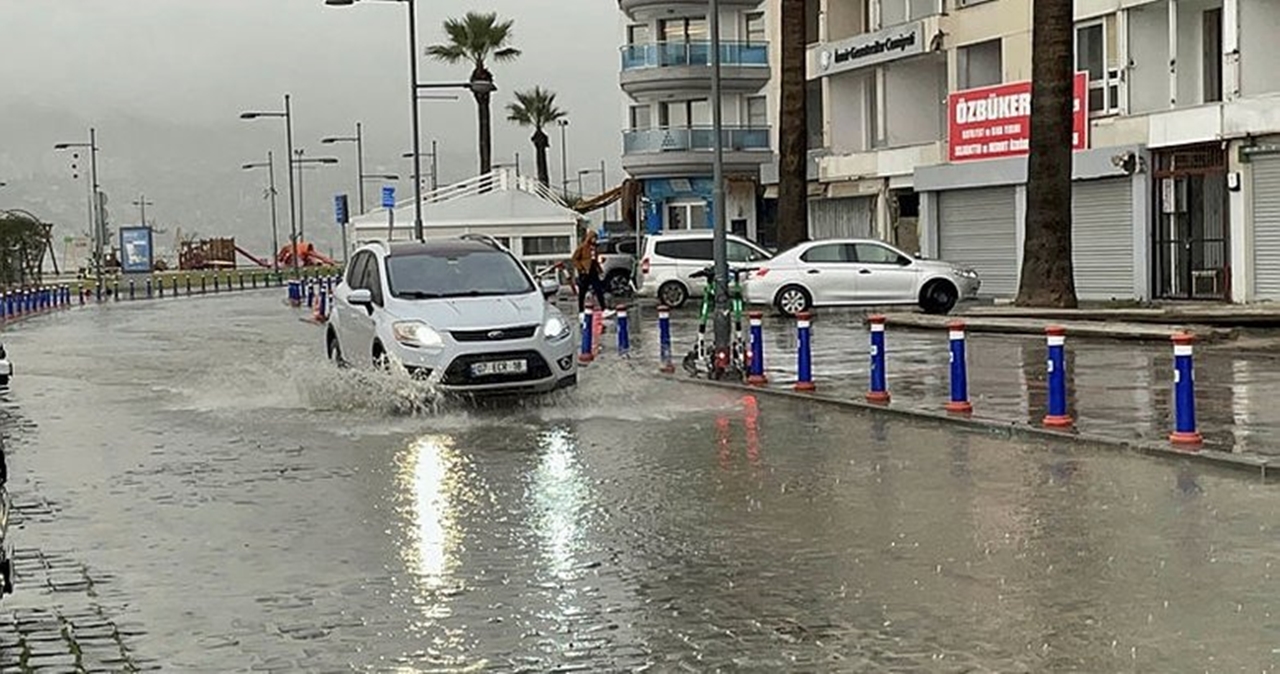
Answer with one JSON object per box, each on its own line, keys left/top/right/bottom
{"left": 660, "top": 373, "right": 1276, "bottom": 482}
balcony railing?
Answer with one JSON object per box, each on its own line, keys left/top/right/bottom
{"left": 620, "top": 41, "right": 769, "bottom": 71}
{"left": 623, "top": 126, "right": 772, "bottom": 154}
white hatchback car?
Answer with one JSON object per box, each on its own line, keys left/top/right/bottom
{"left": 327, "top": 237, "right": 578, "bottom": 395}
{"left": 0, "top": 342, "right": 10, "bottom": 387}
{"left": 744, "top": 239, "right": 981, "bottom": 315}
{"left": 637, "top": 231, "right": 772, "bottom": 308}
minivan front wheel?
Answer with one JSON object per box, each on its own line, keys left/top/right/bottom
{"left": 658, "top": 281, "right": 688, "bottom": 308}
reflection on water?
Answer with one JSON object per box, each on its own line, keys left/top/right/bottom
{"left": 395, "top": 434, "right": 462, "bottom": 613}
{"left": 531, "top": 424, "right": 587, "bottom": 582}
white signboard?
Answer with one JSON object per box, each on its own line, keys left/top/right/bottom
{"left": 809, "top": 22, "right": 926, "bottom": 78}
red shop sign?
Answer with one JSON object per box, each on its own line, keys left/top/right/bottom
{"left": 947, "top": 72, "right": 1088, "bottom": 162}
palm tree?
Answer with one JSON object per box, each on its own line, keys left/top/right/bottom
{"left": 776, "top": 0, "right": 809, "bottom": 248}
{"left": 427, "top": 11, "right": 521, "bottom": 176}
{"left": 506, "top": 87, "right": 567, "bottom": 188}
{"left": 1016, "top": 0, "right": 1078, "bottom": 307}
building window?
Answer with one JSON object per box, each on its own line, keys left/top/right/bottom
{"left": 660, "top": 17, "right": 707, "bottom": 42}
{"left": 745, "top": 12, "right": 766, "bottom": 44}
{"left": 666, "top": 202, "right": 708, "bottom": 230}
{"left": 1203, "top": 8, "right": 1223, "bottom": 103}
{"left": 806, "top": 80, "right": 824, "bottom": 149}
{"left": 746, "top": 96, "right": 768, "bottom": 128}
{"left": 627, "top": 24, "right": 650, "bottom": 45}
{"left": 805, "top": 0, "right": 820, "bottom": 45}
{"left": 630, "top": 105, "right": 651, "bottom": 130}
{"left": 659, "top": 99, "right": 710, "bottom": 128}
{"left": 523, "top": 236, "right": 572, "bottom": 256}
{"left": 1075, "top": 18, "right": 1121, "bottom": 115}
{"left": 957, "top": 39, "right": 1002, "bottom": 90}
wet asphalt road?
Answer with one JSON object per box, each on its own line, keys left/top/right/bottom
{"left": 1, "top": 292, "right": 1280, "bottom": 671}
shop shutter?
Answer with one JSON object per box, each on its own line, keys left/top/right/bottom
{"left": 1072, "top": 178, "right": 1135, "bottom": 300}
{"left": 1252, "top": 155, "right": 1280, "bottom": 300}
{"left": 938, "top": 187, "right": 1018, "bottom": 296}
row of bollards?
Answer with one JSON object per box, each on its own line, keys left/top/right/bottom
{"left": 658, "top": 311, "right": 1207, "bottom": 449}
{"left": 70, "top": 270, "right": 318, "bottom": 305}
{"left": 287, "top": 276, "right": 342, "bottom": 323}
{"left": 1, "top": 286, "right": 75, "bottom": 323}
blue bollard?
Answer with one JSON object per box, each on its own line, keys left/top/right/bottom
{"left": 146, "top": 278, "right": 153, "bottom": 299}
{"left": 867, "top": 314, "right": 890, "bottom": 404}
{"left": 200, "top": 276, "right": 207, "bottom": 295}
{"left": 945, "top": 321, "right": 973, "bottom": 414}
{"left": 0, "top": 293, "right": 7, "bottom": 321}
{"left": 616, "top": 305, "right": 630, "bottom": 356}
{"left": 113, "top": 281, "right": 120, "bottom": 301}
{"left": 747, "top": 311, "right": 766, "bottom": 385}
{"left": 129, "top": 279, "right": 136, "bottom": 301}
{"left": 1170, "top": 332, "right": 1203, "bottom": 446}
{"left": 1043, "top": 326, "right": 1073, "bottom": 427}
{"left": 213, "top": 275, "right": 220, "bottom": 293}
{"left": 185, "top": 276, "right": 192, "bottom": 295}
{"left": 306, "top": 282, "right": 315, "bottom": 308}
{"left": 24, "top": 290, "right": 33, "bottom": 313}
{"left": 579, "top": 307, "right": 595, "bottom": 364}
{"left": 316, "top": 286, "right": 328, "bottom": 320}
{"left": 657, "top": 305, "right": 674, "bottom": 373}
{"left": 794, "top": 311, "right": 815, "bottom": 392}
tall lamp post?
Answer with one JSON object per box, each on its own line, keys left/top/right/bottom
{"left": 557, "top": 119, "right": 570, "bottom": 196}
{"left": 131, "top": 194, "right": 155, "bottom": 228}
{"left": 241, "top": 95, "right": 298, "bottom": 275}
{"left": 402, "top": 139, "right": 438, "bottom": 191}
{"left": 708, "top": 0, "right": 730, "bottom": 355}
{"left": 54, "top": 128, "right": 103, "bottom": 298}
{"left": 321, "top": 122, "right": 368, "bottom": 212}
{"left": 291, "top": 149, "right": 340, "bottom": 246}
{"left": 242, "top": 152, "right": 282, "bottom": 272}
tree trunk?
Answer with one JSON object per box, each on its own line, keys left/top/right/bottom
{"left": 777, "top": 0, "right": 809, "bottom": 248}
{"left": 1016, "top": 0, "right": 1078, "bottom": 308}
{"left": 532, "top": 129, "right": 551, "bottom": 187}
{"left": 471, "top": 68, "right": 494, "bottom": 175}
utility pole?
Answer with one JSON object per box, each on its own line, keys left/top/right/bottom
{"left": 132, "top": 193, "right": 155, "bottom": 228}
{"left": 558, "top": 119, "right": 570, "bottom": 196}
{"left": 709, "top": 0, "right": 730, "bottom": 354}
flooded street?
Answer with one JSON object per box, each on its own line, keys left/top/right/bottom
{"left": 2, "top": 293, "right": 1280, "bottom": 671}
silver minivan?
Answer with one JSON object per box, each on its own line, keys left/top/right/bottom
{"left": 637, "top": 231, "right": 772, "bottom": 308}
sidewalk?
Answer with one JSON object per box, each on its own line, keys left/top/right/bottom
{"left": 616, "top": 307, "right": 1280, "bottom": 459}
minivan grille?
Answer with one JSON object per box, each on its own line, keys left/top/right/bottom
{"left": 449, "top": 325, "right": 538, "bottom": 342}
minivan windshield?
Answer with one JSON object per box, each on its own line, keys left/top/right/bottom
{"left": 385, "top": 249, "right": 535, "bottom": 299}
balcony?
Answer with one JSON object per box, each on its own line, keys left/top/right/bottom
{"left": 620, "top": 0, "right": 764, "bottom": 22}
{"left": 621, "top": 126, "right": 772, "bottom": 178}
{"left": 620, "top": 41, "right": 770, "bottom": 97}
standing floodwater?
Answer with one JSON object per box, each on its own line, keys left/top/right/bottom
{"left": 0, "top": 292, "right": 1277, "bottom": 671}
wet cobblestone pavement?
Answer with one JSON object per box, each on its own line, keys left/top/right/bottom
{"left": 648, "top": 306, "right": 1280, "bottom": 456}
{"left": 0, "top": 293, "right": 1278, "bottom": 670}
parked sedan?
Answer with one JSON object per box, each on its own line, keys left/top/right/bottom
{"left": 744, "top": 239, "right": 981, "bottom": 315}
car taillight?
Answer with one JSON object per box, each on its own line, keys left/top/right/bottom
{"left": 641, "top": 257, "right": 650, "bottom": 274}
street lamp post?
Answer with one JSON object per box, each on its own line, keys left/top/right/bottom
{"left": 325, "top": 0, "right": 427, "bottom": 242}
{"left": 557, "top": 119, "right": 570, "bottom": 197}
{"left": 321, "top": 122, "right": 366, "bottom": 212}
{"left": 709, "top": 0, "right": 730, "bottom": 354}
{"left": 242, "top": 151, "right": 282, "bottom": 272}
{"left": 131, "top": 193, "right": 155, "bottom": 228}
{"left": 292, "top": 150, "right": 341, "bottom": 245}
{"left": 402, "top": 139, "right": 438, "bottom": 191}
{"left": 54, "top": 128, "right": 104, "bottom": 298}
{"left": 241, "top": 95, "right": 298, "bottom": 275}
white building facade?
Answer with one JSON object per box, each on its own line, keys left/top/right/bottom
{"left": 772, "top": 0, "right": 1280, "bottom": 302}
{"left": 618, "top": 0, "right": 774, "bottom": 241}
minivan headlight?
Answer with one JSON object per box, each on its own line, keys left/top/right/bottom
{"left": 392, "top": 320, "right": 444, "bottom": 348}
{"left": 544, "top": 315, "right": 571, "bottom": 341}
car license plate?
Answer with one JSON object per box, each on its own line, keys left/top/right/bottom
{"left": 471, "top": 359, "right": 527, "bottom": 377}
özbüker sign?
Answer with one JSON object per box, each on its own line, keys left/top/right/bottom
{"left": 947, "top": 73, "right": 1088, "bottom": 162}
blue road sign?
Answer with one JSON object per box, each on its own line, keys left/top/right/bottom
{"left": 334, "top": 194, "right": 349, "bottom": 224}
{"left": 381, "top": 185, "right": 396, "bottom": 209}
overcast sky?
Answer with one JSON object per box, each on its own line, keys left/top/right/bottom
{"left": 0, "top": 0, "right": 620, "bottom": 263}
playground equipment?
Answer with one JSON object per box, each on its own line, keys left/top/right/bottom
{"left": 277, "top": 241, "right": 335, "bottom": 268}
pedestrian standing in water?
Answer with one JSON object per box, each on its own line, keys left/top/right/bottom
{"left": 572, "top": 230, "right": 609, "bottom": 316}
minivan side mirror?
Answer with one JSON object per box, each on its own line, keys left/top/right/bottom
{"left": 540, "top": 278, "right": 560, "bottom": 299}
{"left": 348, "top": 288, "right": 373, "bottom": 305}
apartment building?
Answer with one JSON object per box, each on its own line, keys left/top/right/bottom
{"left": 618, "top": 0, "right": 773, "bottom": 240}
{"left": 776, "top": 0, "right": 1280, "bottom": 302}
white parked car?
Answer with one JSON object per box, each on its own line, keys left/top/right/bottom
{"left": 327, "top": 236, "right": 578, "bottom": 396}
{"left": 744, "top": 239, "right": 981, "bottom": 315}
{"left": 0, "top": 342, "right": 11, "bottom": 387}
{"left": 637, "top": 230, "right": 772, "bottom": 308}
